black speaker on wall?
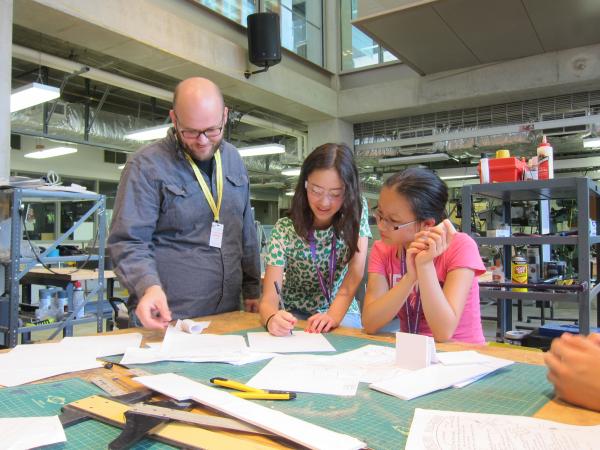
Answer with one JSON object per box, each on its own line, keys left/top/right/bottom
{"left": 245, "top": 12, "right": 281, "bottom": 78}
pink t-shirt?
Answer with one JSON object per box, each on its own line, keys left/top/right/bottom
{"left": 368, "top": 232, "right": 486, "bottom": 344}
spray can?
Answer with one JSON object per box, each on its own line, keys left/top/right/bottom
{"left": 511, "top": 254, "right": 528, "bottom": 292}
{"left": 537, "top": 135, "right": 554, "bottom": 180}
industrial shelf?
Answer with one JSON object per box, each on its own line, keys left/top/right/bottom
{"left": 0, "top": 187, "right": 108, "bottom": 348}
{"left": 462, "top": 177, "right": 600, "bottom": 340}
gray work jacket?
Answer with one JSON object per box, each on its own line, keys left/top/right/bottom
{"left": 108, "top": 129, "right": 260, "bottom": 319}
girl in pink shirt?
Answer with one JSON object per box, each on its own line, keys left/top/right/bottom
{"left": 363, "top": 168, "right": 486, "bottom": 344}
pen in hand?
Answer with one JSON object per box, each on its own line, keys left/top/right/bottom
{"left": 274, "top": 281, "right": 293, "bottom": 335}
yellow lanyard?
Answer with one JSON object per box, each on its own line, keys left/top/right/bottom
{"left": 184, "top": 150, "right": 223, "bottom": 222}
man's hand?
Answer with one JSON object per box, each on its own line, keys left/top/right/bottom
{"left": 544, "top": 333, "right": 600, "bottom": 412}
{"left": 135, "top": 285, "right": 172, "bottom": 329}
{"left": 244, "top": 298, "right": 259, "bottom": 313}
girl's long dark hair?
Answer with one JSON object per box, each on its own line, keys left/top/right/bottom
{"left": 289, "top": 143, "right": 362, "bottom": 262}
{"left": 384, "top": 167, "right": 448, "bottom": 223}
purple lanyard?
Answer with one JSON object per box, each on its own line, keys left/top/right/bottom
{"left": 308, "top": 230, "right": 337, "bottom": 306}
{"left": 400, "top": 249, "right": 421, "bottom": 334}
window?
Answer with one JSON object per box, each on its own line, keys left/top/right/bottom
{"left": 264, "top": 0, "right": 323, "bottom": 66}
{"left": 340, "top": 0, "right": 398, "bottom": 71}
{"left": 194, "top": 0, "right": 257, "bottom": 26}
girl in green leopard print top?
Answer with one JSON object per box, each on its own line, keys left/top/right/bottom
{"left": 259, "top": 143, "right": 371, "bottom": 335}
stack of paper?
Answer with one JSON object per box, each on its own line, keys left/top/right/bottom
{"left": 134, "top": 373, "right": 367, "bottom": 450}
{"left": 370, "top": 351, "right": 514, "bottom": 400}
{"left": 120, "top": 326, "right": 276, "bottom": 365}
{"left": 0, "top": 332, "right": 143, "bottom": 387}
{"left": 406, "top": 408, "right": 600, "bottom": 449}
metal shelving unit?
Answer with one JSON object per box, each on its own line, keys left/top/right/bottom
{"left": 462, "top": 177, "right": 600, "bottom": 340}
{"left": 0, "top": 187, "right": 107, "bottom": 348}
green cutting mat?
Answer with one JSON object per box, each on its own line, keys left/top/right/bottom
{"left": 0, "top": 378, "right": 173, "bottom": 450}
{"left": 114, "top": 331, "right": 554, "bottom": 450}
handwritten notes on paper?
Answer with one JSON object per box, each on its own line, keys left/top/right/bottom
{"left": 406, "top": 409, "right": 600, "bottom": 450}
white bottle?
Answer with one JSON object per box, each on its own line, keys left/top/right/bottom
{"left": 478, "top": 153, "right": 490, "bottom": 184}
{"left": 537, "top": 135, "right": 554, "bottom": 179}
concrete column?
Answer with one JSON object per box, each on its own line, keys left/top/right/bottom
{"left": 307, "top": 118, "right": 354, "bottom": 152}
{"left": 0, "top": 0, "right": 13, "bottom": 179}
{"left": 304, "top": 0, "right": 323, "bottom": 66}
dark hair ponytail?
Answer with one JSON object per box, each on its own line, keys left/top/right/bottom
{"left": 384, "top": 167, "right": 447, "bottom": 223}
{"left": 289, "top": 143, "right": 362, "bottom": 262}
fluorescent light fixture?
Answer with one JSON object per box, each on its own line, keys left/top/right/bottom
{"left": 583, "top": 137, "right": 600, "bottom": 148}
{"left": 238, "top": 144, "right": 285, "bottom": 157}
{"left": 124, "top": 124, "right": 170, "bottom": 141}
{"left": 281, "top": 168, "right": 301, "bottom": 176}
{"left": 439, "top": 174, "right": 478, "bottom": 180}
{"left": 378, "top": 153, "right": 450, "bottom": 165}
{"left": 118, "top": 164, "right": 126, "bottom": 170}
{"left": 285, "top": 190, "right": 295, "bottom": 196}
{"left": 24, "top": 146, "right": 77, "bottom": 159}
{"left": 10, "top": 82, "right": 60, "bottom": 113}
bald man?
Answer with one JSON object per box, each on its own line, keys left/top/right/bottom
{"left": 108, "top": 78, "right": 260, "bottom": 329}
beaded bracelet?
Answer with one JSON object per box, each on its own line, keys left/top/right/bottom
{"left": 264, "top": 313, "right": 277, "bottom": 331}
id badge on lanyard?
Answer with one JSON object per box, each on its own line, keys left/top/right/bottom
{"left": 185, "top": 150, "right": 224, "bottom": 248}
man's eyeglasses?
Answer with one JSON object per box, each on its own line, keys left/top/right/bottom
{"left": 305, "top": 181, "right": 345, "bottom": 201}
{"left": 372, "top": 207, "right": 416, "bottom": 231}
{"left": 174, "top": 112, "right": 225, "bottom": 140}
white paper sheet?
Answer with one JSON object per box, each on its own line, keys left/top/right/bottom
{"left": 370, "top": 363, "right": 501, "bottom": 400}
{"left": 0, "top": 342, "right": 102, "bottom": 387}
{"left": 161, "top": 327, "right": 248, "bottom": 359}
{"left": 59, "top": 332, "right": 143, "bottom": 357}
{"left": 247, "top": 355, "right": 360, "bottom": 396}
{"left": 406, "top": 408, "right": 600, "bottom": 450}
{"left": 175, "top": 319, "right": 210, "bottom": 334}
{"left": 134, "top": 373, "right": 366, "bottom": 450}
{"left": 247, "top": 331, "right": 336, "bottom": 353}
{"left": 0, "top": 416, "right": 67, "bottom": 450}
{"left": 330, "top": 345, "right": 409, "bottom": 383}
{"left": 120, "top": 345, "right": 277, "bottom": 366}
{"left": 396, "top": 332, "right": 438, "bottom": 370}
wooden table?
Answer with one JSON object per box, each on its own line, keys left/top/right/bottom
{"left": 37, "top": 312, "right": 600, "bottom": 448}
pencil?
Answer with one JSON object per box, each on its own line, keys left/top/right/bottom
{"left": 274, "top": 281, "right": 293, "bottom": 335}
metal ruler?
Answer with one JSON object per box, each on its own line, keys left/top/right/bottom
{"left": 89, "top": 376, "right": 130, "bottom": 397}
{"left": 128, "top": 403, "right": 273, "bottom": 436}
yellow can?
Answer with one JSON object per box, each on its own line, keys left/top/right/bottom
{"left": 511, "top": 255, "right": 528, "bottom": 292}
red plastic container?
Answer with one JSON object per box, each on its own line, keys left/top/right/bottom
{"left": 488, "top": 157, "right": 528, "bottom": 183}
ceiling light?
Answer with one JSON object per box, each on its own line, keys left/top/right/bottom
{"left": 10, "top": 82, "right": 60, "bottom": 113}
{"left": 238, "top": 144, "right": 285, "bottom": 157}
{"left": 117, "top": 164, "right": 126, "bottom": 170}
{"left": 281, "top": 168, "right": 301, "bottom": 176}
{"left": 285, "top": 190, "right": 295, "bottom": 196}
{"left": 583, "top": 137, "right": 600, "bottom": 148}
{"left": 124, "top": 124, "right": 171, "bottom": 141}
{"left": 24, "top": 146, "right": 77, "bottom": 159}
{"left": 378, "top": 153, "right": 450, "bottom": 166}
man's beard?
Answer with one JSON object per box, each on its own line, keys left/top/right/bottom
{"left": 176, "top": 130, "right": 221, "bottom": 161}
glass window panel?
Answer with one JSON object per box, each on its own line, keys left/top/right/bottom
{"left": 265, "top": 0, "right": 323, "bottom": 66}
{"left": 340, "top": 0, "right": 397, "bottom": 70}
{"left": 195, "top": 0, "right": 257, "bottom": 26}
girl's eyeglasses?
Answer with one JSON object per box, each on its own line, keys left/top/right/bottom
{"left": 372, "top": 207, "right": 416, "bottom": 231}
